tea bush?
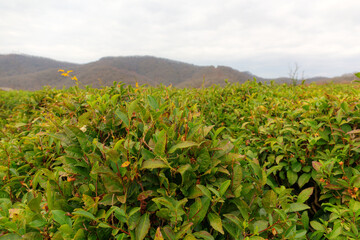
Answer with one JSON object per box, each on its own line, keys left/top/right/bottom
{"left": 0, "top": 81, "right": 360, "bottom": 239}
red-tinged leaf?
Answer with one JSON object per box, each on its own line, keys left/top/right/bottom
{"left": 154, "top": 227, "right": 164, "bottom": 240}
{"left": 312, "top": 161, "right": 322, "bottom": 171}
{"left": 137, "top": 190, "right": 153, "bottom": 201}
{"left": 347, "top": 129, "right": 360, "bottom": 135}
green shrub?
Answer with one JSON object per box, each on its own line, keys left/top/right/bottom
{"left": 0, "top": 81, "right": 359, "bottom": 239}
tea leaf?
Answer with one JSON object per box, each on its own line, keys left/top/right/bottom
{"left": 289, "top": 203, "right": 310, "bottom": 212}
{"left": 207, "top": 212, "right": 224, "bottom": 234}
{"left": 52, "top": 210, "right": 72, "bottom": 227}
{"left": 154, "top": 227, "right": 164, "bottom": 240}
{"left": 310, "top": 221, "right": 326, "bottom": 232}
{"left": 115, "top": 109, "right": 130, "bottom": 127}
{"left": 169, "top": 141, "right": 198, "bottom": 153}
{"left": 73, "top": 209, "right": 96, "bottom": 220}
{"left": 219, "top": 180, "right": 231, "bottom": 197}
{"left": 148, "top": 95, "right": 159, "bottom": 110}
{"left": 136, "top": 213, "right": 150, "bottom": 240}
{"left": 297, "top": 187, "right": 314, "bottom": 203}
{"left": 141, "top": 159, "right": 169, "bottom": 169}
{"left": 193, "top": 231, "right": 214, "bottom": 240}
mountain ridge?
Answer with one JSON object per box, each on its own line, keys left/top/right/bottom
{"left": 0, "top": 54, "right": 355, "bottom": 90}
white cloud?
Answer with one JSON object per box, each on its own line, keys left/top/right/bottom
{"left": 0, "top": 0, "right": 360, "bottom": 77}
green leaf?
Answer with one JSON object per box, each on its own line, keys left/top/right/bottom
{"left": 295, "top": 229, "right": 307, "bottom": 239}
{"left": 59, "top": 224, "right": 73, "bottom": 236}
{"left": 98, "top": 222, "right": 112, "bottom": 228}
{"left": 52, "top": 210, "right": 72, "bottom": 227}
{"left": 252, "top": 220, "right": 268, "bottom": 233}
{"left": 219, "top": 180, "right": 231, "bottom": 197}
{"left": 208, "top": 212, "right": 224, "bottom": 234}
{"left": 46, "top": 180, "right": 54, "bottom": 211}
{"left": 197, "top": 148, "right": 211, "bottom": 172}
{"left": 148, "top": 95, "right": 159, "bottom": 110}
{"left": 135, "top": 213, "right": 150, "bottom": 240}
{"left": 341, "top": 102, "right": 349, "bottom": 112}
{"left": 163, "top": 226, "right": 176, "bottom": 240}
{"left": 128, "top": 211, "right": 141, "bottom": 230}
{"left": 289, "top": 203, "right": 310, "bottom": 212}
{"left": 284, "top": 225, "right": 296, "bottom": 238}
{"left": 73, "top": 209, "right": 96, "bottom": 220}
{"left": 301, "top": 211, "right": 309, "bottom": 230}
{"left": 262, "top": 190, "right": 277, "bottom": 213}
{"left": 14, "top": 122, "right": 27, "bottom": 128}
{"left": 115, "top": 109, "right": 130, "bottom": 127}
{"left": 291, "top": 161, "right": 302, "bottom": 172}
{"left": 328, "top": 223, "right": 342, "bottom": 239}
{"left": 248, "top": 236, "right": 266, "bottom": 240}
{"left": 232, "top": 164, "right": 243, "bottom": 190}
{"left": 196, "top": 185, "right": 212, "bottom": 199}
{"left": 22, "top": 232, "right": 43, "bottom": 240}
{"left": 169, "top": 141, "right": 198, "bottom": 153}
{"left": 141, "top": 159, "right": 169, "bottom": 169}
{"left": 73, "top": 229, "right": 86, "bottom": 240}
{"left": 310, "top": 221, "right": 326, "bottom": 232}
{"left": 177, "top": 164, "right": 193, "bottom": 187}
{"left": 193, "top": 231, "right": 214, "bottom": 240}
{"left": 184, "top": 234, "right": 197, "bottom": 240}
{"left": 154, "top": 130, "right": 166, "bottom": 156}
{"left": 28, "top": 194, "right": 42, "bottom": 213}
{"left": 287, "top": 170, "right": 298, "bottom": 185}
{"left": 349, "top": 199, "right": 360, "bottom": 213}
{"left": 28, "top": 219, "right": 47, "bottom": 228}
{"left": 223, "top": 214, "right": 242, "bottom": 228}
{"left": 298, "top": 173, "right": 311, "bottom": 188}
{"left": 190, "top": 197, "right": 210, "bottom": 226}
{"left": 297, "top": 187, "right": 314, "bottom": 203}
{"left": 0, "top": 234, "right": 22, "bottom": 240}
{"left": 213, "top": 127, "right": 226, "bottom": 139}
{"left": 128, "top": 99, "right": 140, "bottom": 118}
{"left": 175, "top": 222, "right": 194, "bottom": 239}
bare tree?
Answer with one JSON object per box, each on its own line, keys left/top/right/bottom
{"left": 288, "top": 62, "right": 305, "bottom": 86}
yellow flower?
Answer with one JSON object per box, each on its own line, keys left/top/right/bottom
{"left": 58, "top": 69, "right": 64, "bottom": 72}
{"left": 136, "top": 82, "right": 139, "bottom": 88}
{"left": 71, "top": 76, "right": 78, "bottom": 81}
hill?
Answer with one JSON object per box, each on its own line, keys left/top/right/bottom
{"left": 0, "top": 54, "right": 262, "bottom": 90}
{"left": 0, "top": 54, "right": 356, "bottom": 90}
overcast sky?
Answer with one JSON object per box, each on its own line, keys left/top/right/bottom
{"left": 1, "top": 0, "right": 359, "bottom": 78}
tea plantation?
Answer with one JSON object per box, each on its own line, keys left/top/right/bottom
{"left": 0, "top": 81, "right": 360, "bottom": 239}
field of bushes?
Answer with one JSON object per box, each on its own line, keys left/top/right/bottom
{"left": 0, "top": 80, "right": 360, "bottom": 239}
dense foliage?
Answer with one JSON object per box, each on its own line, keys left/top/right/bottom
{"left": 0, "top": 81, "right": 360, "bottom": 239}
